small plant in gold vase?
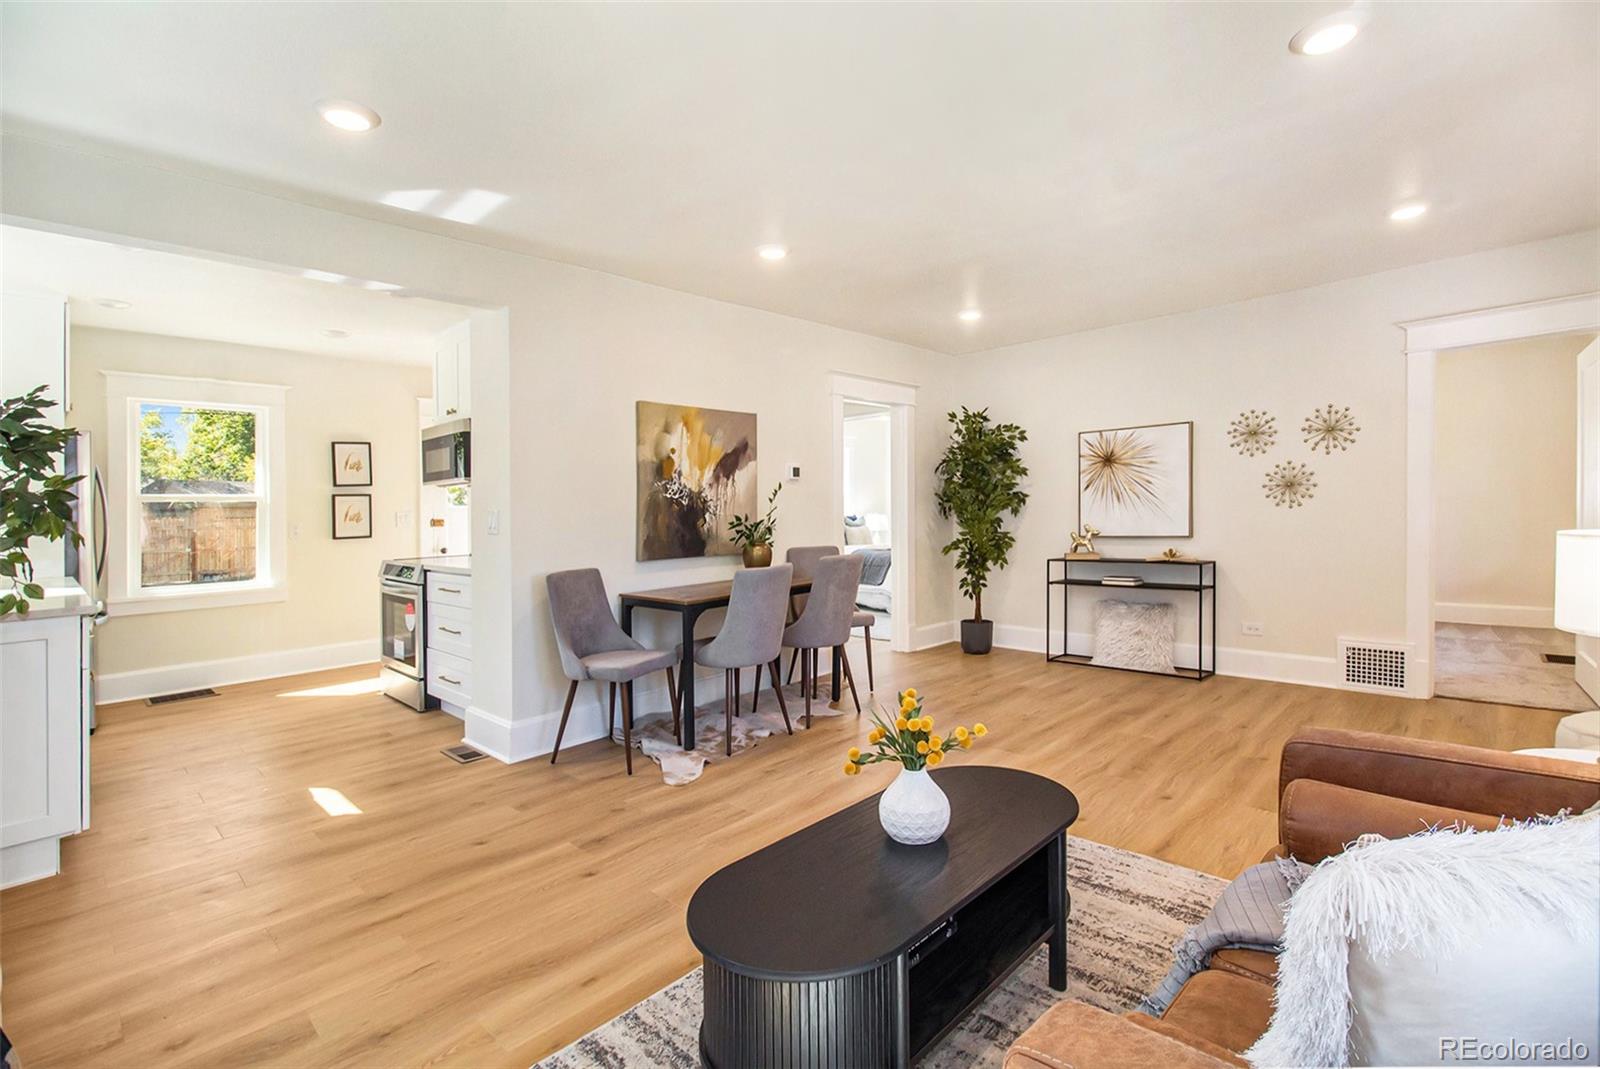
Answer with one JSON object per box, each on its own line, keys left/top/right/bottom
{"left": 843, "top": 688, "right": 989, "bottom": 845}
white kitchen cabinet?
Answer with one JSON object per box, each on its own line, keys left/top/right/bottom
{"left": 1, "top": 605, "right": 93, "bottom": 888}
{"left": 2, "top": 290, "right": 70, "bottom": 421}
{"left": 432, "top": 319, "right": 472, "bottom": 421}
{"left": 425, "top": 568, "right": 472, "bottom": 716}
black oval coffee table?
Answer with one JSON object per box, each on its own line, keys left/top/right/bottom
{"left": 687, "top": 766, "right": 1080, "bottom": 1068}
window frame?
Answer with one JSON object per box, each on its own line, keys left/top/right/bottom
{"left": 104, "top": 371, "right": 289, "bottom": 616}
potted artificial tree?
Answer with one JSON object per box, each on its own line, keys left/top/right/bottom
{"left": 934, "top": 407, "right": 1029, "bottom": 654}
{"left": 727, "top": 482, "right": 782, "bottom": 567}
{"left": 2, "top": 386, "right": 84, "bottom": 617}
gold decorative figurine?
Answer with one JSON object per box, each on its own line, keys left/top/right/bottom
{"left": 1067, "top": 524, "right": 1100, "bottom": 559}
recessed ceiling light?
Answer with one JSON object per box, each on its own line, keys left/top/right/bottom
{"left": 958, "top": 309, "right": 983, "bottom": 323}
{"left": 95, "top": 298, "right": 131, "bottom": 310}
{"left": 1288, "top": 9, "right": 1369, "bottom": 56}
{"left": 1389, "top": 201, "right": 1428, "bottom": 222}
{"left": 321, "top": 329, "right": 350, "bottom": 339}
{"left": 317, "top": 99, "right": 381, "bottom": 133}
{"left": 757, "top": 244, "right": 788, "bottom": 262}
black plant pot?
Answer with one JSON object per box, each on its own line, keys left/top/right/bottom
{"left": 960, "top": 619, "right": 993, "bottom": 655}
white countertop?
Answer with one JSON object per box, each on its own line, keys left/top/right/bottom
{"left": 1, "top": 580, "right": 100, "bottom": 622}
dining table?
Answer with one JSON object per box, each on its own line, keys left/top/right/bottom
{"left": 619, "top": 574, "right": 838, "bottom": 750}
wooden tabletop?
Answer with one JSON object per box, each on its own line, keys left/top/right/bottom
{"left": 619, "top": 575, "right": 811, "bottom": 608}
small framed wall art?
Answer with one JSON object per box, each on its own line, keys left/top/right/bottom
{"left": 332, "top": 493, "right": 373, "bottom": 540}
{"left": 331, "top": 441, "right": 373, "bottom": 486}
{"left": 1078, "top": 420, "right": 1194, "bottom": 537}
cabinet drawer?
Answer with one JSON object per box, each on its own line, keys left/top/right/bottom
{"left": 427, "top": 603, "right": 471, "bottom": 658}
{"left": 426, "top": 571, "right": 472, "bottom": 609}
{"left": 426, "top": 649, "right": 472, "bottom": 707}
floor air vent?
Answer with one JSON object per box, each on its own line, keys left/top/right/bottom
{"left": 1543, "top": 653, "right": 1577, "bottom": 665}
{"left": 146, "top": 688, "right": 218, "bottom": 705}
{"left": 441, "top": 745, "right": 487, "bottom": 764}
{"left": 1338, "top": 639, "right": 1410, "bottom": 694}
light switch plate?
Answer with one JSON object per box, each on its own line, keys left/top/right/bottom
{"left": 487, "top": 509, "right": 501, "bottom": 535}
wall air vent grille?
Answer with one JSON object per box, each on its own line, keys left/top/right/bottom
{"left": 1338, "top": 639, "right": 1409, "bottom": 693}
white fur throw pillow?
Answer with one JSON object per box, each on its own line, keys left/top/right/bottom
{"left": 1248, "top": 817, "right": 1600, "bottom": 1068}
{"left": 1090, "top": 599, "right": 1175, "bottom": 673}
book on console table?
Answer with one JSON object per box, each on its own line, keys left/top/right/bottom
{"left": 1100, "top": 576, "right": 1144, "bottom": 586}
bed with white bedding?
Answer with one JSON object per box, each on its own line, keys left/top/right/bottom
{"left": 845, "top": 544, "right": 892, "bottom": 614}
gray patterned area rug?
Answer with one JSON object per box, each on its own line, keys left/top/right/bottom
{"left": 535, "top": 837, "right": 1227, "bottom": 1068}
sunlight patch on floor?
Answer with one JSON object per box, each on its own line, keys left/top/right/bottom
{"left": 278, "top": 676, "right": 385, "bottom": 699}
{"left": 309, "top": 787, "right": 363, "bottom": 816}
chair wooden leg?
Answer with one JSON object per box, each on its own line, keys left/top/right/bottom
{"left": 608, "top": 682, "right": 617, "bottom": 738}
{"left": 786, "top": 647, "right": 800, "bottom": 684}
{"left": 750, "top": 663, "right": 761, "bottom": 714}
{"left": 733, "top": 668, "right": 741, "bottom": 717}
{"left": 839, "top": 645, "right": 861, "bottom": 714}
{"left": 550, "top": 680, "right": 579, "bottom": 764}
{"left": 803, "top": 648, "right": 813, "bottom": 729}
{"left": 811, "top": 648, "right": 820, "bottom": 701}
{"left": 769, "top": 658, "right": 792, "bottom": 734}
{"left": 666, "top": 667, "right": 682, "bottom": 743}
{"left": 724, "top": 669, "right": 734, "bottom": 756}
{"left": 620, "top": 681, "right": 635, "bottom": 776}
{"left": 863, "top": 623, "right": 875, "bottom": 691}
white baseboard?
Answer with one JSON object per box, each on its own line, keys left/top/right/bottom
{"left": 986, "top": 623, "right": 1345, "bottom": 691}
{"left": 96, "top": 639, "right": 375, "bottom": 703}
{"left": 1434, "top": 602, "right": 1555, "bottom": 629}
{"left": 912, "top": 621, "right": 959, "bottom": 650}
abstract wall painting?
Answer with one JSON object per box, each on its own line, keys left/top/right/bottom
{"left": 636, "top": 401, "right": 758, "bottom": 561}
{"left": 1078, "top": 421, "right": 1193, "bottom": 537}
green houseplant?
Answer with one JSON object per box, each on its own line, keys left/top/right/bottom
{"left": 727, "top": 482, "right": 782, "bottom": 567}
{"left": 1, "top": 386, "right": 84, "bottom": 617}
{"left": 934, "top": 407, "right": 1029, "bottom": 654}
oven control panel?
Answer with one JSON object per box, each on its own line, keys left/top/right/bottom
{"left": 380, "top": 562, "right": 420, "bottom": 582}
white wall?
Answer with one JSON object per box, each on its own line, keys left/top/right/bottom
{"left": 1433, "top": 333, "right": 1586, "bottom": 627}
{"left": 945, "top": 230, "right": 1600, "bottom": 685}
{"left": 70, "top": 327, "right": 430, "bottom": 693}
{"left": 844, "top": 410, "right": 891, "bottom": 535}
{"left": 0, "top": 133, "right": 956, "bottom": 761}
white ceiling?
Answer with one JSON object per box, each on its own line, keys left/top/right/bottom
{"left": 2, "top": 2, "right": 1595, "bottom": 355}
{"left": 1, "top": 226, "right": 467, "bottom": 365}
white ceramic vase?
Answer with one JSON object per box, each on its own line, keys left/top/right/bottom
{"left": 878, "top": 768, "right": 951, "bottom": 845}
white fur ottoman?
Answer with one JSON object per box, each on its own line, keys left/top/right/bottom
{"left": 1555, "top": 710, "right": 1600, "bottom": 751}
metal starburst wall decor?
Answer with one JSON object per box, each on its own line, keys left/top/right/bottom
{"left": 1263, "top": 461, "right": 1317, "bottom": 508}
{"left": 1227, "top": 409, "right": 1277, "bottom": 456}
{"left": 1302, "top": 403, "right": 1359, "bottom": 455}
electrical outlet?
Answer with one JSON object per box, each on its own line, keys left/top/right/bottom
{"left": 290, "top": 522, "right": 301, "bottom": 541}
{"left": 1242, "top": 621, "right": 1265, "bottom": 637}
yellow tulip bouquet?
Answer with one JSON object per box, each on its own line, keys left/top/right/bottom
{"left": 843, "top": 688, "right": 987, "bottom": 776}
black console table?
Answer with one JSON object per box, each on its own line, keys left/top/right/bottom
{"left": 686, "top": 767, "right": 1080, "bottom": 1068}
{"left": 1046, "top": 556, "right": 1216, "bottom": 681}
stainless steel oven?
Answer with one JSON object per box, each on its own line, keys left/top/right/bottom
{"left": 421, "top": 418, "right": 471, "bottom": 486}
{"left": 378, "top": 560, "right": 437, "bottom": 711}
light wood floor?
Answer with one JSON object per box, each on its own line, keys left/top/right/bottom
{"left": 0, "top": 641, "right": 1564, "bottom": 1068}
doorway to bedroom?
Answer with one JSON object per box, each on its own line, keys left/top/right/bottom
{"left": 843, "top": 401, "right": 893, "bottom": 632}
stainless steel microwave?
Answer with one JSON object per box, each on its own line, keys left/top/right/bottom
{"left": 421, "top": 418, "right": 471, "bottom": 485}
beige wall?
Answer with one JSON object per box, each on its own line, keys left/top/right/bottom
{"left": 946, "top": 233, "right": 1600, "bottom": 679}
{"left": 1434, "top": 334, "right": 1587, "bottom": 624}
{"left": 71, "top": 327, "right": 431, "bottom": 679}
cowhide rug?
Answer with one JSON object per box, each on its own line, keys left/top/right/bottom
{"left": 615, "top": 678, "right": 879, "bottom": 785}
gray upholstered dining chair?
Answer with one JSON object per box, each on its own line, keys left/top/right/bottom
{"left": 687, "top": 564, "right": 794, "bottom": 755}
{"left": 785, "top": 543, "right": 877, "bottom": 693}
{"left": 781, "top": 554, "right": 865, "bottom": 726}
{"left": 547, "top": 568, "right": 681, "bottom": 775}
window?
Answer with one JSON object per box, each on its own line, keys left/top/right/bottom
{"left": 105, "top": 373, "right": 288, "bottom": 614}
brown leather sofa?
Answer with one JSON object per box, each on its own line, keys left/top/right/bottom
{"left": 1005, "top": 728, "right": 1600, "bottom": 1069}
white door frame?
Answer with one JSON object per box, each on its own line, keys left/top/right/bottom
{"left": 1400, "top": 291, "right": 1600, "bottom": 698}
{"left": 830, "top": 372, "right": 917, "bottom": 652}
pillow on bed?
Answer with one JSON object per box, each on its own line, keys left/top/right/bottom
{"left": 844, "top": 524, "right": 873, "bottom": 545}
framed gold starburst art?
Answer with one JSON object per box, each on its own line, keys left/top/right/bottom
{"left": 1078, "top": 421, "right": 1192, "bottom": 536}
